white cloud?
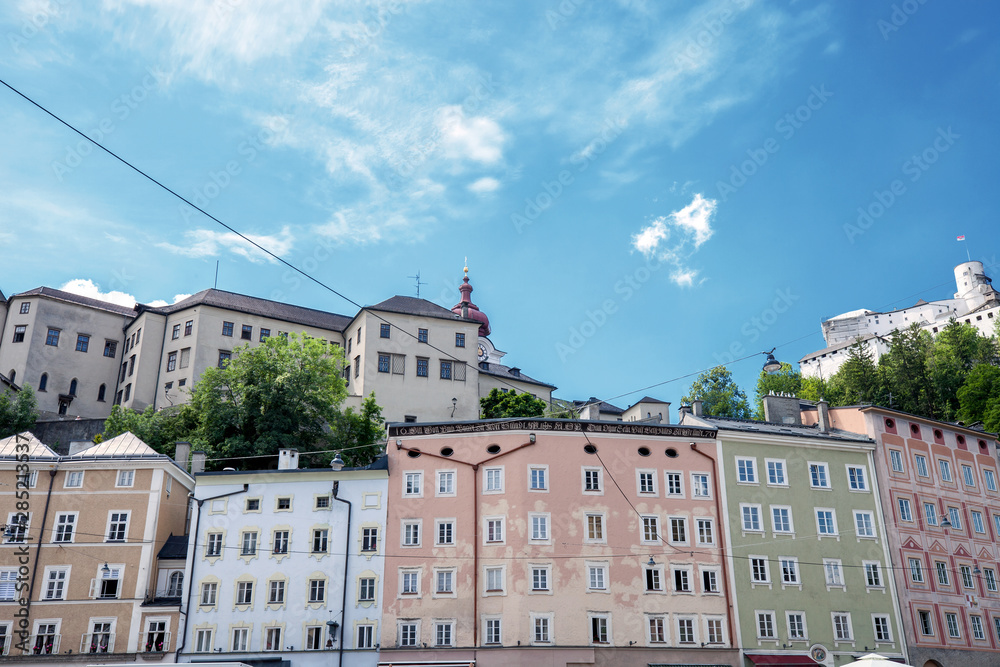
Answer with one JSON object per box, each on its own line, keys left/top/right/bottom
{"left": 468, "top": 177, "right": 501, "bottom": 194}
{"left": 157, "top": 226, "right": 294, "bottom": 263}
{"left": 631, "top": 193, "right": 717, "bottom": 288}
{"left": 436, "top": 106, "right": 505, "bottom": 164}
{"left": 58, "top": 279, "right": 138, "bottom": 308}
{"left": 146, "top": 293, "right": 192, "bottom": 307}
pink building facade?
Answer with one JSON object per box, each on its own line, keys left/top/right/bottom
{"left": 380, "top": 419, "right": 740, "bottom": 667}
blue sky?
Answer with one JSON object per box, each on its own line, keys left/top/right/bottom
{"left": 1, "top": 0, "right": 997, "bottom": 412}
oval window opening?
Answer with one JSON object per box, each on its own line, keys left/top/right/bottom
{"left": 440, "top": 447, "right": 454, "bottom": 457}
{"left": 934, "top": 429, "right": 943, "bottom": 439}
{"left": 638, "top": 447, "right": 651, "bottom": 457}
{"left": 407, "top": 449, "right": 422, "bottom": 458}
{"left": 486, "top": 444, "right": 501, "bottom": 454}
{"left": 910, "top": 424, "right": 920, "bottom": 435}
{"left": 665, "top": 448, "right": 678, "bottom": 458}
{"left": 583, "top": 444, "right": 598, "bottom": 454}
{"left": 885, "top": 418, "right": 894, "bottom": 429}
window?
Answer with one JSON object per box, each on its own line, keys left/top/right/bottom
{"left": 437, "top": 470, "right": 455, "bottom": 495}
{"left": 268, "top": 579, "right": 285, "bottom": 603}
{"left": 65, "top": 470, "right": 83, "bottom": 488}
{"left": 218, "top": 351, "right": 231, "bottom": 368}
{"left": 46, "top": 328, "right": 60, "bottom": 346}
{"left": 440, "top": 360, "right": 452, "bottom": 379}
{"left": 362, "top": 527, "right": 378, "bottom": 551}
{"left": 434, "top": 621, "right": 453, "bottom": 647}
{"left": 275, "top": 497, "right": 291, "bottom": 510}
{"left": 669, "top": 517, "right": 687, "bottom": 544}
{"left": 184, "top": 320, "right": 193, "bottom": 336}
{"left": 377, "top": 354, "right": 390, "bottom": 373}
{"left": 889, "top": 449, "right": 904, "bottom": 472}
{"left": 914, "top": 454, "right": 929, "bottom": 477}
{"left": 0, "top": 569, "right": 17, "bottom": 601}
{"left": 258, "top": 328, "right": 270, "bottom": 342}
{"left": 855, "top": 511, "right": 876, "bottom": 538}
{"left": 984, "top": 469, "right": 998, "bottom": 492}
{"left": 909, "top": 557, "right": 925, "bottom": 583}
{"left": 971, "top": 615, "right": 986, "bottom": 640}
{"left": 587, "top": 514, "right": 605, "bottom": 542}
{"left": 53, "top": 513, "right": 76, "bottom": 542}
{"left": 588, "top": 564, "right": 607, "bottom": 590}
{"left": 898, "top": 498, "right": 913, "bottom": 522}
{"left": 417, "top": 328, "right": 428, "bottom": 343}
{"left": 455, "top": 332, "right": 465, "bottom": 347}
{"left": 308, "top": 578, "right": 326, "bottom": 603}
{"left": 398, "top": 621, "right": 418, "bottom": 646}
{"left": 403, "top": 521, "right": 421, "bottom": 546}
{"left": 918, "top": 610, "right": 933, "bottom": 635}
{"left": 19, "top": 302, "right": 29, "bottom": 314}
{"left": 437, "top": 520, "right": 454, "bottom": 545}
{"left": 404, "top": 472, "right": 422, "bottom": 496}
{"left": 809, "top": 463, "right": 830, "bottom": 488}
{"left": 948, "top": 506, "right": 962, "bottom": 530}
{"left": 104, "top": 340, "right": 117, "bottom": 357}
{"left": 75, "top": 334, "right": 90, "bottom": 352}
{"left": 486, "top": 566, "right": 504, "bottom": 592}
{"left": 97, "top": 384, "right": 106, "bottom": 401}
{"left": 171, "top": 324, "right": 181, "bottom": 340}
{"left": 530, "top": 466, "right": 547, "bottom": 490}
{"left": 707, "top": 617, "right": 724, "bottom": 644}
{"left": 241, "top": 324, "right": 252, "bottom": 340}
{"left": 195, "top": 628, "right": 213, "bottom": 652}
{"left": 767, "top": 459, "right": 786, "bottom": 485}
{"left": 771, "top": 506, "right": 793, "bottom": 533}
{"left": 824, "top": 559, "right": 844, "bottom": 587}
{"left": 359, "top": 577, "right": 375, "bottom": 602}
{"left": 924, "top": 502, "right": 939, "bottom": 526}
{"left": 692, "top": 473, "right": 710, "bottom": 497}
{"left": 938, "top": 459, "right": 953, "bottom": 482}
{"left": 44, "top": 567, "right": 68, "bottom": 599}
{"left": 677, "top": 617, "right": 695, "bottom": 643}
{"left": 272, "top": 530, "right": 289, "bottom": 554}
{"left": 241, "top": 531, "right": 258, "bottom": 556}
{"left": 378, "top": 323, "right": 390, "bottom": 339}
{"left": 590, "top": 615, "right": 609, "bottom": 644}
{"left": 222, "top": 321, "right": 234, "bottom": 336}
{"left": 68, "top": 378, "right": 78, "bottom": 396}
{"left": 985, "top": 568, "right": 998, "bottom": 592}
{"left": 962, "top": 464, "right": 976, "bottom": 487}
{"left": 165, "top": 351, "right": 178, "bottom": 372}
{"left": 533, "top": 615, "right": 551, "bottom": 643}
{"left": 486, "top": 518, "right": 503, "bottom": 543}
{"left": 697, "top": 518, "right": 715, "bottom": 545}
{"left": 780, "top": 557, "right": 799, "bottom": 585}
{"left": 645, "top": 567, "right": 661, "bottom": 591}
{"left": 638, "top": 471, "right": 655, "bottom": 494}
{"left": 750, "top": 557, "right": 770, "bottom": 584}
{"left": 833, "top": 613, "right": 853, "bottom": 641}
{"left": 584, "top": 468, "right": 602, "bottom": 492}
{"left": 530, "top": 514, "right": 549, "bottom": 541}
{"left": 485, "top": 618, "right": 502, "bottom": 644}
{"left": 236, "top": 581, "right": 254, "bottom": 605}
{"left": 666, "top": 472, "right": 683, "bottom": 495}
{"left": 640, "top": 516, "right": 659, "bottom": 543}
{"left": 305, "top": 626, "right": 324, "bottom": 650}
{"left": 673, "top": 567, "right": 691, "bottom": 592}
{"left": 787, "top": 612, "right": 806, "bottom": 640}
{"left": 702, "top": 569, "right": 719, "bottom": 593}
{"left": 485, "top": 467, "right": 503, "bottom": 492}
{"left": 531, "top": 566, "right": 550, "bottom": 591}
{"left": 847, "top": 465, "right": 868, "bottom": 490}
{"left": 123, "top": 383, "right": 132, "bottom": 401}
{"left": 872, "top": 614, "right": 892, "bottom": 641}
{"left": 263, "top": 627, "right": 281, "bottom": 651}
{"left": 742, "top": 504, "right": 762, "bottom": 532}
{"left": 757, "top": 611, "right": 776, "bottom": 639}
{"left": 436, "top": 570, "right": 454, "bottom": 594}
{"left": 206, "top": 532, "right": 223, "bottom": 557}
{"left": 972, "top": 510, "right": 986, "bottom": 534}
{"left": 32, "top": 622, "right": 57, "bottom": 654}
{"left": 945, "top": 612, "right": 960, "bottom": 638}
{"left": 12, "top": 325, "right": 26, "bottom": 343}
{"left": 816, "top": 509, "right": 837, "bottom": 536}
{"left": 200, "top": 582, "right": 217, "bottom": 606}
{"left": 416, "top": 357, "right": 429, "bottom": 377}
{"left": 865, "top": 562, "right": 883, "bottom": 588}
{"left": 737, "top": 457, "right": 757, "bottom": 483}
{"left": 961, "top": 565, "right": 975, "bottom": 589}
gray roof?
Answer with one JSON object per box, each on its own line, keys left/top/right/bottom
{"left": 157, "top": 534, "right": 188, "bottom": 560}
{"left": 367, "top": 295, "right": 471, "bottom": 323}
{"left": 572, "top": 397, "right": 625, "bottom": 415}
{"left": 695, "top": 415, "right": 873, "bottom": 443}
{"left": 144, "top": 289, "right": 352, "bottom": 332}
{"left": 480, "top": 362, "right": 557, "bottom": 390}
{"left": 799, "top": 333, "right": 878, "bottom": 363}
{"left": 13, "top": 286, "right": 136, "bottom": 317}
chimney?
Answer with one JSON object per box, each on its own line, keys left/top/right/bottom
{"left": 581, "top": 403, "right": 601, "bottom": 420}
{"left": 278, "top": 449, "right": 299, "bottom": 470}
{"left": 191, "top": 451, "right": 207, "bottom": 474}
{"left": 692, "top": 399, "right": 703, "bottom": 417}
{"left": 817, "top": 400, "right": 831, "bottom": 433}
{"left": 678, "top": 404, "right": 691, "bottom": 421}
{"left": 174, "top": 441, "right": 191, "bottom": 467}
{"left": 762, "top": 392, "right": 802, "bottom": 425}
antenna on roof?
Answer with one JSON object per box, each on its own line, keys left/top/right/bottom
{"left": 407, "top": 270, "right": 427, "bottom": 299}
{"left": 214, "top": 260, "right": 220, "bottom": 289}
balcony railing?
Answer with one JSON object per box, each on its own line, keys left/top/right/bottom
{"left": 81, "top": 633, "right": 116, "bottom": 654}
{"left": 30, "top": 635, "right": 61, "bottom": 655}
{"left": 138, "top": 632, "right": 171, "bottom": 653}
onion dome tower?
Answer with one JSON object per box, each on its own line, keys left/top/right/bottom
{"left": 451, "top": 263, "right": 491, "bottom": 336}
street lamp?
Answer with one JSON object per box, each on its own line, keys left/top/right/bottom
{"left": 762, "top": 348, "right": 782, "bottom": 374}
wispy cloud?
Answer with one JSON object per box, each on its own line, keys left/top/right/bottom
{"left": 436, "top": 105, "right": 505, "bottom": 165}
{"left": 631, "top": 193, "right": 718, "bottom": 287}
{"left": 468, "top": 176, "right": 501, "bottom": 194}
{"left": 58, "top": 279, "right": 138, "bottom": 308}
{"left": 157, "top": 226, "right": 295, "bottom": 263}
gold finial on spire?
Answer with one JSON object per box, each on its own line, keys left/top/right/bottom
{"left": 464, "top": 256, "right": 469, "bottom": 275}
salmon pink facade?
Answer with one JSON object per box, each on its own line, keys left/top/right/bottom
{"left": 380, "top": 418, "right": 740, "bottom": 667}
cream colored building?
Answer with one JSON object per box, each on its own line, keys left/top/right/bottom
{"left": 0, "top": 431, "right": 194, "bottom": 664}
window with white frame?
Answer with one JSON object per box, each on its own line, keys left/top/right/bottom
{"left": 586, "top": 513, "right": 605, "bottom": 542}
{"left": 677, "top": 617, "right": 695, "bottom": 643}
{"left": 529, "top": 466, "right": 547, "bottom": 490}
{"left": 691, "top": 473, "right": 710, "bottom": 497}
{"left": 356, "top": 624, "right": 374, "bottom": 649}
{"left": 779, "top": 557, "right": 799, "bottom": 585}
{"left": 972, "top": 510, "right": 986, "bottom": 534}
{"left": 308, "top": 578, "right": 326, "bottom": 603}
{"left": 590, "top": 615, "right": 609, "bottom": 644}
{"left": 358, "top": 577, "right": 375, "bottom": 602}
{"left": 961, "top": 565, "right": 975, "bottom": 589}
{"left": 983, "top": 468, "right": 998, "bottom": 492}
{"left": 742, "top": 504, "right": 763, "bottom": 532}
{"left": 864, "top": 561, "right": 883, "bottom": 588}
{"left": 65, "top": 471, "right": 83, "bottom": 488}
{"left": 750, "top": 556, "right": 770, "bottom": 584}
{"left": 398, "top": 621, "right": 418, "bottom": 646}
{"left": 403, "top": 472, "right": 422, "bottom": 497}
{"left": 638, "top": 470, "right": 656, "bottom": 494}
{"left": 697, "top": 518, "right": 715, "bottom": 545}
{"left": 53, "top": 513, "right": 76, "bottom": 543}
{"left": 756, "top": 611, "right": 776, "bottom": 639}
{"left": 435, "top": 569, "right": 455, "bottom": 595}
{"left": 945, "top": 612, "right": 960, "bottom": 638}
{"left": 362, "top": 527, "right": 378, "bottom": 551}
{"left": 908, "top": 557, "right": 925, "bottom": 583}
{"left": 583, "top": 468, "right": 602, "bottom": 492}
{"left": 485, "top": 618, "right": 502, "bottom": 644}
{"left": 918, "top": 610, "right": 933, "bottom": 635}
{"left": 673, "top": 566, "right": 692, "bottom": 593}
{"left": 938, "top": 459, "right": 953, "bottom": 483}
{"left": 485, "top": 467, "right": 504, "bottom": 492}
{"left": 436, "top": 520, "right": 454, "bottom": 546}
{"left": 311, "top": 528, "right": 328, "bottom": 553}
{"left": 971, "top": 615, "right": 985, "bottom": 641}
{"left": 847, "top": 465, "right": 868, "bottom": 491}
{"left": 701, "top": 568, "right": 719, "bottom": 593}
{"left": 948, "top": 506, "right": 962, "bottom": 530}
{"left": 644, "top": 565, "right": 662, "bottom": 592}
{"left": 93, "top": 564, "right": 122, "bottom": 598}
{"left": 116, "top": 470, "right": 134, "bottom": 487}
{"left": 914, "top": 454, "right": 929, "bottom": 477}
{"left": 529, "top": 513, "right": 549, "bottom": 541}
{"left": 833, "top": 613, "right": 852, "bottom": 641}
{"left": 437, "top": 470, "right": 455, "bottom": 496}
{"left": 272, "top": 530, "right": 289, "bottom": 555}
{"left": 402, "top": 520, "right": 421, "bottom": 547}
{"left": 485, "top": 566, "right": 504, "bottom": 593}
{"left": 531, "top": 565, "right": 550, "bottom": 592}
{"left": 873, "top": 614, "right": 892, "bottom": 641}
{"left": 736, "top": 457, "right": 757, "bottom": 483}
{"left": 641, "top": 516, "right": 659, "bottom": 543}
{"left": 984, "top": 568, "right": 997, "bottom": 592}
{"left": 889, "top": 449, "right": 904, "bottom": 473}
{"left": 669, "top": 517, "right": 687, "bottom": 544}
{"left": 766, "top": 458, "right": 786, "bottom": 485}
{"left": 44, "top": 567, "right": 68, "bottom": 599}
{"left": 706, "top": 617, "right": 724, "bottom": 644}
{"left": 936, "top": 561, "right": 951, "bottom": 587}
{"left": 854, "top": 510, "right": 876, "bottom": 538}
{"left": 205, "top": 532, "right": 223, "bottom": 557}
{"left": 532, "top": 615, "right": 552, "bottom": 644}
{"left": 809, "top": 462, "right": 830, "bottom": 488}
{"left": 962, "top": 464, "right": 976, "bottom": 487}
{"left": 486, "top": 517, "right": 504, "bottom": 543}
{"left": 924, "top": 502, "right": 939, "bottom": 526}
{"left": 240, "top": 531, "right": 258, "bottom": 556}
{"left": 587, "top": 563, "right": 607, "bottom": 591}
{"left": 647, "top": 615, "right": 666, "bottom": 643}
{"left": 400, "top": 569, "right": 420, "bottom": 595}
{"left": 194, "top": 628, "right": 213, "bottom": 652}
{"left": 666, "top": 472, "right": 683, "bottom": 496}
{"left": 236, "top": 580, "right": 253, "bottom": 605}
{"left": 771, "top": 506, "right": 793, "bottom": 533}
{"left": 264, "top": 627, "right": 281, "bottom": 651}
{"left": 898, "top": 498, "right": 913, "bottom": 522}
{"left": 200, "top": 581, "right": 217, "bottom": 606}
{"left": 787, "top": 612, "right": 806, "bottom": 640}
{"left": 4, "top": 512, "right": 28, "bottom": 543}
{"left": 0, "top": 569, "right": 17, "bottom": 601}
{"left": 434, "top": 621, "right": 454, "bottom": 647}
{"left": 824, "top": 559, "right": 844, "bottom": 587}
{"left": 816, "top": 508, "right": 837, "bottom": 536}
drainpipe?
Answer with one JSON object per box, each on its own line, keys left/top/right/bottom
{"left": 24, "top": 467, "right": 58, "bottom": 625}
{"left": 332, "top": 481, "right": 352, "bottom": 667}
{"left": 689, "top": 442, "right": 736, "bottom": 651}
{"left": 175, "top": 484, "right": 248, "bottom": 656}
{"left": 395, "top": 436, "right": 537, "bottom": 649}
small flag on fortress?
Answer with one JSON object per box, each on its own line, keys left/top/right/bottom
{"left": 957, "top": 235, "right": 966, "bottom": 241}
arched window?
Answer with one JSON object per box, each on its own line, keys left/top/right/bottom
{"left": 38, "top": 373, "right": 48, "bottom": 392}
{"left": 69, "top": 378, "right": 78, "bottom": 396}
{"left": 8, "top": 369, "right": 14, "bottom": 384}
{"left": 98, "top": 384, "right": 107, "bottom": 402}
{"left": 167, "top": 572, "right": 184, "bottom": 597}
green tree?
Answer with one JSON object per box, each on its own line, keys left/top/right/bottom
{"left": 828, "top": 338, "right": 885, "bottom": 406}
{"left": 753, "top": 363, "right": 802, "bottom": 420}
{"left": 927, "top": 321, "right": 998, "bottom": 419}
{"left": 0, "top": 384, "right": 38, "bottom": 439}
{"left": 480, "top": 388, "right": 547, "bottom": 419}
{"left": 957, "top": 364, "right": 1000, "bottom": 431}
{"left": 101, "top": 404, "right": 196, "bottom": 454}
{"left": 682, "top": 366, "right": 751, "bottom": 419}
{"left": 187, "top": 333, "right": 350, "bottom": 469}
{"left": 326, "top": 393, "right": 386, "bottom": 468}
{"left": 879, "top": 324, "right": 934, "bottom": 416}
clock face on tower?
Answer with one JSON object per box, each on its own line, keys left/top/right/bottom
{"left": 477, "top": 343, "right": 488, "bottom": 362}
